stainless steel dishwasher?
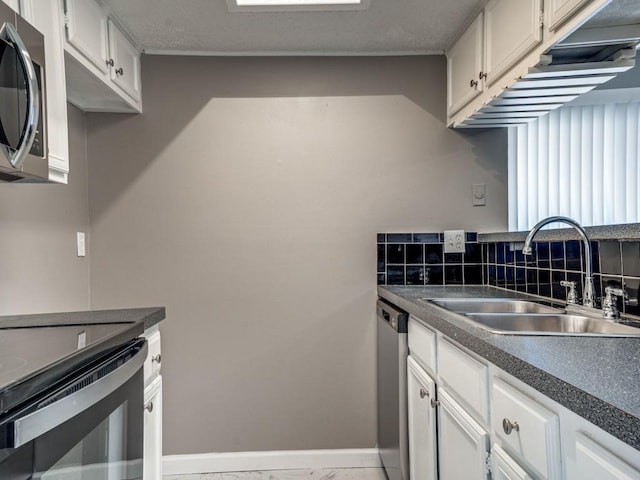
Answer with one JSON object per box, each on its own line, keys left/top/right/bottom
{"left": 377, "top": 299, "right": 409, "bottom": 480}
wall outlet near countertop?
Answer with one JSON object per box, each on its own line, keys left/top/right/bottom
{"left": 443, "top": 230, "right": 465, "bottom": 253}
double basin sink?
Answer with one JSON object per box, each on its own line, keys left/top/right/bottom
{"left": 425, "top": 298, "right": 640, "bottom": 337}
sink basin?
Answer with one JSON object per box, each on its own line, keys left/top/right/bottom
{"left": 465, "top": 313, "right": 640, "bottom": 336}
{"left": 427, "top": 298, "right": 561, "bottom": 314}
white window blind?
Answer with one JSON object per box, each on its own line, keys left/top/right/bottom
{"left": 508, "top": 102, "right": 640, "bottom": 231}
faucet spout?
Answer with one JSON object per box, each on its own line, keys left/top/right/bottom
{"left": 522, "top": 216, "right": 595, "bottom": 308}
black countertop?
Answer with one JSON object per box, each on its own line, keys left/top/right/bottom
{"left": 378, "top": 285, "right": 640, "bottom": 450}
{"left": 0, "top": 307, "right": 165, "bottom": 414}
{"left": 0, "top": 307, "right": 165, "bottom": 330}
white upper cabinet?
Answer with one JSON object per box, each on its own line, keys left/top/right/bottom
{"left": 447, "top": 13, "right": 484, "bottom": 116}
{"left": 64, "top": 0, "right": 108, "bottom": 74}
{"left": 2, "top": 0, "right": 18, "bottom": 11}
{"left": 483, "top": 0, "right": 542, "bottom": 87}
{"left": 446, "top": 0, "right": 613, "bottom": 127}
{"left": 20, "top": 0, "right": 70, "bottom": 183}
{"left": 63, "top": 0, "right": 142, "bottom": 112}
{"left": 447, "top": 0, "right": 543, "bottom": 118}
{"left": 108, "top": 19, "right": 141, "bottom": 102}
{"left": 547, "top": 0, "right": 593, "bottom": 31}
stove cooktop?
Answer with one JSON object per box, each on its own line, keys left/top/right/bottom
{"left": 0, "top": 322, "right": 138, "bottom": 416}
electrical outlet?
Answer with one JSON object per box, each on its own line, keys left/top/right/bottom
{"left": 444, "top": 230, "right": 466, "bottom": 253}
{"left": 77, "top": 331, "right": 87, "bottom": 349}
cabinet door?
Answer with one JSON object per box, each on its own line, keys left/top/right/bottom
{"left": 64, "top": 0, "right": 109, "bottom": 75}
{"left": 492, "top": 377, "right": 561, "bottom": 479}
{"left": 547, "top": 0, "right": 592, "bottom": 31}
{"left": 108, "top": 20, "right": 141, "bottom": 102}
{"left": 144, "top": 377, "right": 163, "bottom": 480}
{"left": 492, "top": 445, "right": 534, "bottom": 480}
{"left": 407, "top": 356, "right": 437, "bottom": 480}
{"left": 437, "top": 387, "right": 490, "bottom": 480}
{"left": 2, "top": 0, "right": 18, "bottom": 12}
{"left": 484, "top": 0, "right": 542, "bottom": 87}
{"left": 447, "top": 13, "right": 484, "bottom": 117}
{"left": 574, "top": 433, "right": 640, "bottom": 480}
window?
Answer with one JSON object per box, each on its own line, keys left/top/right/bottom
{"left": 508, "top": 101, "right": 640, "bottom": 231}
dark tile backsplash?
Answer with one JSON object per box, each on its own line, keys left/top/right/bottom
{"left": 377, "top": 233, "right": 483, "bottom": 287}
{"left": 377, "top": 232, "right": 640, "bottom": 317}
{"left": 483, "top": 239, "right": 640, "bottom": 316}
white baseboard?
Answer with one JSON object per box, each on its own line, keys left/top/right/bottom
{"left": 163, "top": 448, "right": 382, "bottom": 475}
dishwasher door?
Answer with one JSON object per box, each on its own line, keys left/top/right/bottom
{"left": 377, "top": 300, "right": 409, "bottom": 480}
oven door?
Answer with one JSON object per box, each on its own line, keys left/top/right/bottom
{"left": 0, "top": 339, "right": 147, "bottom": 480}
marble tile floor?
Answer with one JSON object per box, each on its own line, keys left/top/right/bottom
{"left": 164, "top": 468, "right": 387, "bottom": 480}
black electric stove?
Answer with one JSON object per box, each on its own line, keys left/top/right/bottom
{"left": 0, "top": 322, "right": 139, "bottom": 416}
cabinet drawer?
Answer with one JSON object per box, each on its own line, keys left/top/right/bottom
{"left": 574, "top": 433, "right": 640, "bottom": 480}
{"left": 143, "top": 328, "right": 162, "bottom": 387}
{"left": 492, "top": 377, "right": 561, "bottom": 479}
{"left": 408, "top": 317, "right": 436, "bottom": 374}
{"left": 438, "top": 338, "right": 489, "bottom": 423}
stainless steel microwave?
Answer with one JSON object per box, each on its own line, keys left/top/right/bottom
{"left": 0, "top": 3, "right": 47, "bottom": 182}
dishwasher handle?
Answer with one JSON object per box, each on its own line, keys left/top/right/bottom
{"left": 377, "top": 299, "right": 408, "bottom": 333}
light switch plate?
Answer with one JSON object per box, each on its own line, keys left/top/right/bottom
{"left": 77, "top": 232, "right": 86, "bottom": 257}
{"left": 444, "top": 230, "right": 465, "bottom": 253}
{"left": 473, "top": 184, "right": 486, "bottom": 206}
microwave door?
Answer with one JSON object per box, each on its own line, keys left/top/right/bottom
{"left": 0, "top": 38, "right": 23, "bottom": 157}
{"left": 0, "top": 21, "right": 39, "bottom": 171}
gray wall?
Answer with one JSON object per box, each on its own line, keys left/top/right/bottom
{"left": 86, "top": 55, "right": 508, "bottom": 455}
{"left": 0, "top": 105, "right": 90, "bottom": 315}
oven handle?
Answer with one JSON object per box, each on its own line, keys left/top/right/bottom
{"left": 0, "top": 21, "right": 40, "bottom": 169}
{"left": 11, "top": 341, "right": 147, "bottom": 448}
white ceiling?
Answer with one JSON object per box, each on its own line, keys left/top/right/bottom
{"left": 101, "top": 0, "right": 483, "bottom": 55}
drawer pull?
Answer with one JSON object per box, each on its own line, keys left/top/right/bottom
{"left": 503, "top": 418, "right": 520, "bottom": 435}
{"left": 151, "top": 354, "right": 162, "bottom": 364}
{"left": 430, "top": 398, "right": 440, "bottom": 408}
{"left": 145, "top": 402, "right": 154, "bottom": 413}
{"left": 420, "top": 388, "right": 429, "bottom": 399}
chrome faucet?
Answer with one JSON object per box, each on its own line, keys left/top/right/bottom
{"left": 522, "top": 216, "right": 595, "bottom": 308}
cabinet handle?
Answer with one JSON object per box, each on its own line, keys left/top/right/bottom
{"left": 430, "top": 398, "right": 440, "bottom": 408}
{"left": 479, "top": 71, "right": 487, "bottom": 80}
{"left": 106, "top": 58, "right": 114, "bottom": 67}
{"left": 145, "top": 402, "right": 154, "bottom": 413}
{"left": 115, "top": 67, "right": 124, "bottom": 76}
{"left": 419, "top": 388, "right": 429, "bottom": 399}
{"left": 152, "top": 354, "right": 162, "bottom": 364}
{"left": 502, "top": 418, "right": 520, "bottom": 435}
{"left": 470, "top": 79, "right": 478, "bottom": 88}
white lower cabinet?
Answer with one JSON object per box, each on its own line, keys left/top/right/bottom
{"left": 437, "top": 387, "right": 490, "bottom": 480}
{"left": 491, "top": 444, "right": 534, "bottom": 480}
{"left": 144, "top": 376, "right": 163, "bottom": 480}
{"left": 573, "top": 433, "right": 640, "bottom": 480}
{"left": 403, "top": 314, "right": 640, "bottom": 480}
{"left": 407, "top": 356, "right": 438, "bottom": 480}
{"left": 143, "top": 325, "right": 162, "bottom": 480}
{"left": 492, "top": 377, "right": 562, "bottom": 479}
